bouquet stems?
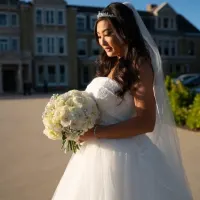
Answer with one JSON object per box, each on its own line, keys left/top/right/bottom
{"left": 62, "top": 133, "right": 80, "bottom": 153}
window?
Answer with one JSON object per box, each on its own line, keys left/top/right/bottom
{"left": 48, "top": 65, "right": 56, "bottom": 83}
{"left": 83, "top": 66, "right": 89, "bottom": 84}
{"left": 36, "top": 37, "right": 43, "bottom": 54}
{"left": 36, "top": 9, "right": 42, "bottom": 25}
{"left": 156, "top": 17, "right": 176, "bottom": 30}
{"left": 50, "top": 11, "right": 54, "bottom": 24}
{"left": 171, "top": 41, "right": 176, "bottom": 56}
{"left": 90, "top": 16, "right": 96, "bottom": 30}
{"left": 188, "top": 41, "right": 195, "bottom": 55}
{"left": 157, "top": 39, "right": 177, "bottom": 56}
{"left": 0, "top": 39, "right": 8, "bottom": 51}
{"left": 0, "top": 13, "right": 7, "bottom": 26}
{"left": 60, "top": 65, "right": 65, "bottom": 83}
{"left": 77, "top": 39, "right": 87, "bottom": 56}
{"left": 77, "top": 15, "right": 86, "bottom": 31}
{"left": 47, "top": 37, "right": 55, "bottom": 54}
{"left": 158, "top": 17, "right": 161, "bottom": 28}
{"left": 58, "top": 10, "right": 64, "bottom": 25}
{"left": 92, "top": 39, "right": 99, "bottom": 55}
{"left": 45, "top": 10, "right": 55, "bottom": 25}
{"left": 163, "top": 18, "right": 169, "bottom": 28}
{"left": 171, "top": 18, "right": 174, "bottom": 29}
{"left": 164, "top": 40, "right": 169, "bottom": 56}
{"left": 176, "top": 64, "right": 181, "bottom": 73}
{"left": 57, "top": 37, "right": 65, "bottom": 54}
{"left": 11, "top": 13, "right": 17, "bottom": 26}
{"left": 11, "top": 38, "right": 18, "bottom": 51}
{"left": 36, "top": 35, "right": 66, "bottom": 55}
{"left": 38, "top": 65, "right": 44, "bottom": 84}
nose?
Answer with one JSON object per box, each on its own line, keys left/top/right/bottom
{"left": 99, "top": 36, "right": 107, "bottom": 47}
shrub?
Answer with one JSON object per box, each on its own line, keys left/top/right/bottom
{"left": 165, "top": 75, "right": 173, "bottom": 92}
{"left": 186, "top": 94, "right": 200, "bottom": 130}
{"left": 167, "top": 80, "right": 195, "bottom": 126}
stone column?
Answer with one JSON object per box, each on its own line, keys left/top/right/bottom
{"left": 17, "top": 63, "right": 23, "bottom": 93}
{"left": 28, "top": 61, "right": 32, "bottom": 83}
{"left": 0, "top": 64, "right": 3, "bottom": 94}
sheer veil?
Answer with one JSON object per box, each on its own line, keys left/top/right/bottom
{"left": 123, "top": 2, "right": 193, "bottom": 198}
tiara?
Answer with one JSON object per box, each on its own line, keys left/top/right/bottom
{"left": 97, "top": 11, "right": 116, "bottom": 19}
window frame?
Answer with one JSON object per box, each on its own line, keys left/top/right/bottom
{"left": 76, "top": 14, "right": 86, "bottom": 31}
{"left": 77, "top": 38, "right": 87, "bottom": 57}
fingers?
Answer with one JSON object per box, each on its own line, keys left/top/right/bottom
{"left": 78, "top": 136, "right": 84, "bottom": 143}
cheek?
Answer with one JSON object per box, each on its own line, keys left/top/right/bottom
{"left": 111, "top": 37, "right": 122, "bottom": 52}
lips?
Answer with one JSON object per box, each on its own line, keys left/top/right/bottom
{"left": 104, "top": 47, "right": 112, "bottom": 52}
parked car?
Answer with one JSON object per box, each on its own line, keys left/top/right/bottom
{"left": 191, "top": 86, "right": 200, "bottom": 94}
{"left": 182, "top": 75, "right": 200, "bottom": 87}
{"left": 173, "top": 73, "right": 200, "bottom": 83}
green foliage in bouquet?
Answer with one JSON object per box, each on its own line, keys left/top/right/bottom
{"left": 186, "top": 94, "right": 200, "bottom": 130}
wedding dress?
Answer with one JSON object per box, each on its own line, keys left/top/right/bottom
{"left": 52, "top": 76, "right": 192, "bottom": 200}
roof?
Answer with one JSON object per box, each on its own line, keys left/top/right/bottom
{"left": 67, "top": 5, "right": 103, "bottom": 13}
{"left": 68, "top": 5, "right": 154, "bottom": 17}
{"left": 177, "top": 14, "right": 200, "bottom": 33}
{"left": 138, "top": 10, "right": 154, "bottom": 17}
{"left": 69, "top": 5, "right": 199, "bottom": 33}
{"left": 153, "top": 2, "right": 168, "bottom": 14}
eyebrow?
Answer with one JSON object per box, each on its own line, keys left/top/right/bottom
{"left": 97, "top": 28, "right": 112, "bottom": 34}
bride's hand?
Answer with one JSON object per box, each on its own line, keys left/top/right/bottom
{"left": 78, "top": 127, "right": 96, "bottom": 143}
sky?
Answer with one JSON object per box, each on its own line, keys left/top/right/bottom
{"left": 25, "top": 0, "right": 200, "bottom": 30}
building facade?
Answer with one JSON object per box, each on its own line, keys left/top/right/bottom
{"left": 0, "top": 1, "right": 199, "bottom": 94}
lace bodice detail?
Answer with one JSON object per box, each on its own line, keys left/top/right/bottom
{"left": 85, "top": 77, "right": 136, "bottom": 125}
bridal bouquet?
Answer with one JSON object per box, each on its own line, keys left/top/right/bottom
{"left": 42, "top": 90, "right": 100, "bottom": 153}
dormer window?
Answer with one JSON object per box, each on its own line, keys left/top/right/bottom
{"left": 156, "top": 17, "right": 176, "bottom": 30}
{"left": 163, "top": 17, "right": 169, "bottom": 28}
{"left": 170, "top": 18, "right": 174, "bottom": 29}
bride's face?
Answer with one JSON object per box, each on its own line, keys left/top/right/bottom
{"left": 96, "top": 19, "right": 127, "bottom": 58}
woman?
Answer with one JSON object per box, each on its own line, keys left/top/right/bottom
{"left": 52, "top": 2, "right": 193, "bottom": 200}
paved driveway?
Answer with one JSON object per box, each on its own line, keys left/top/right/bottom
{"left": 0, "top": 96, "right": 199, "bottom": 200}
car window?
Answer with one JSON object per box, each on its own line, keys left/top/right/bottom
{"left": 185, "top": 76, "right": 200, "bottom": 87}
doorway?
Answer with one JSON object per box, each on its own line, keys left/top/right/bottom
{"left": 2, "top": 69, "right": 16, "bottom": 92}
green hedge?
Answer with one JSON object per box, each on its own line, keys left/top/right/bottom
{"left": 165, "top": 76, "right": 199, "bottom": 130}
{"left": 186, "top": 94, "right": 200, "bottom": 130}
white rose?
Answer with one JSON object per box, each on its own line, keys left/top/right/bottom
{"left": 43, "top": 128, "right": 62, "bottom": 140}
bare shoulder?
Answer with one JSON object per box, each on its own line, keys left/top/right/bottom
{"left": 130, "top": 57, "right": 156, "bottom": 122}
{"left": 131, "top": 57, "right": 154, "bottom": 92}
{"left": 137, "top": 57, "right": 154, "bottom": 83}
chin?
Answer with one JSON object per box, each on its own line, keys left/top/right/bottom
{"left": 105, "top": 52, "right": 117, "bottom": 57}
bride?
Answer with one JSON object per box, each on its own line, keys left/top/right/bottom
{"left": 52, "top": 2, "right": 193, "bottom": 200}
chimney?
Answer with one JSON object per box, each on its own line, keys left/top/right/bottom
{"left": 146, "top": 4, "right": 158, "bottom": 12}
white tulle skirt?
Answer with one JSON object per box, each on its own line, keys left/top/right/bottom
{"left": 52, "top": 134, "right": 192, "bottom": 200}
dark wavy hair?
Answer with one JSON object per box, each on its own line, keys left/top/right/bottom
{"left": 94, "top": 2, "right": 151, "bottom": 98}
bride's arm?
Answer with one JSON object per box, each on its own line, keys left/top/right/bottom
{"left": 96, "top": 60, "right": 156, "bottom": 139}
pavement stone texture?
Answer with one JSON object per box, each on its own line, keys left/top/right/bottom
{"left": 0, "top": 96, "right": 199, "bottom": 200}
